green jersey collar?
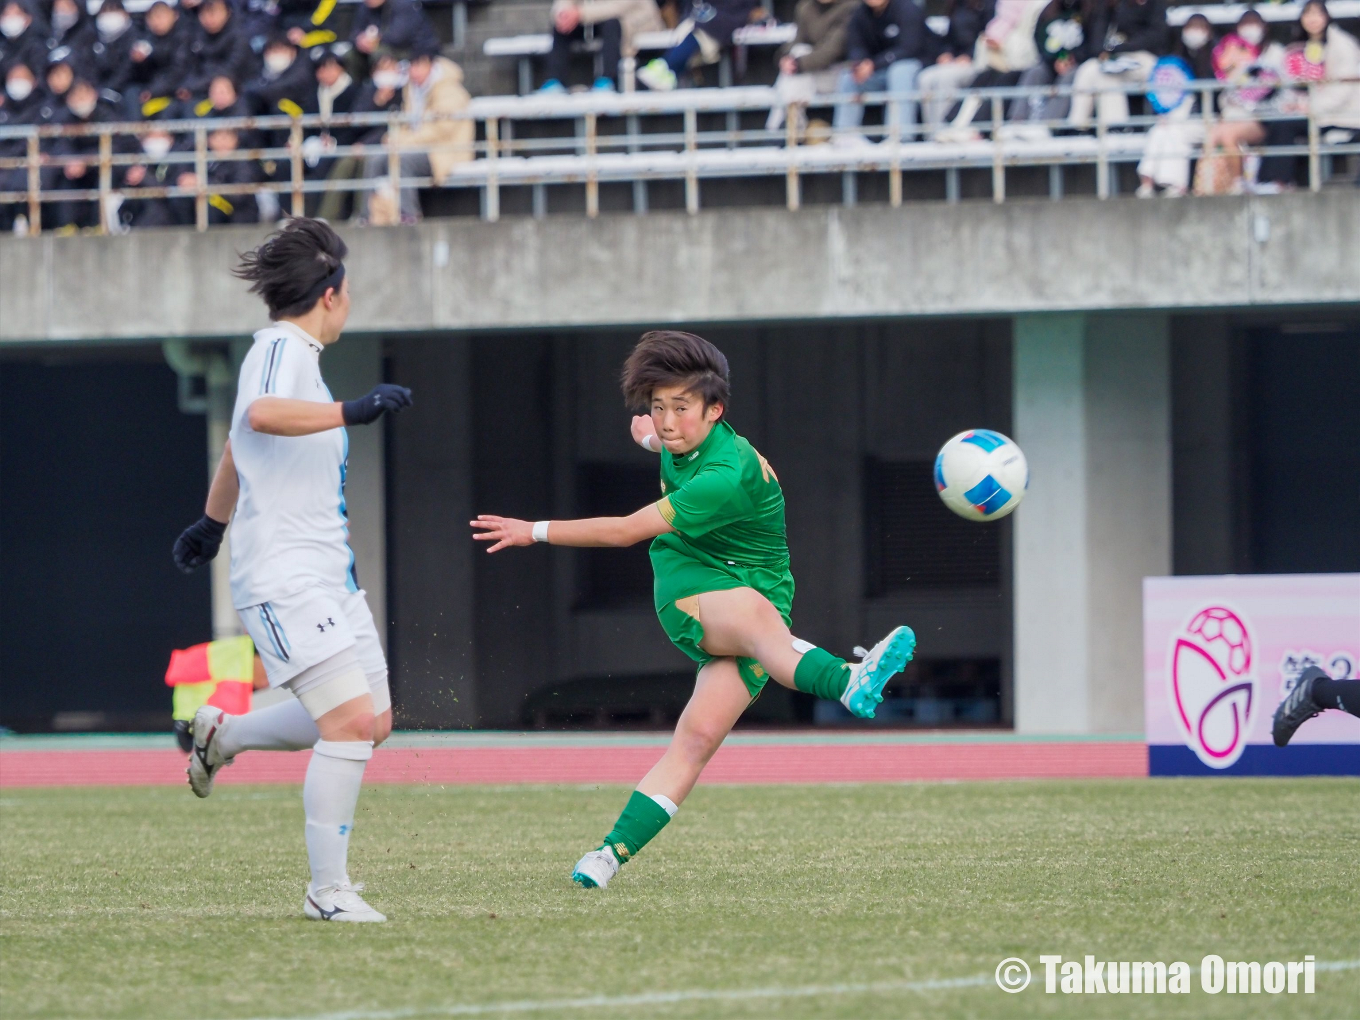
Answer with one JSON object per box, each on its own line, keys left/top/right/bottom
{"left": 668, "top": 419, "right": 733, "bottom": 467}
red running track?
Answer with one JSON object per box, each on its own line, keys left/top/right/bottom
{"left": 0, "top": 741, "right": 1147, "bottom": 788}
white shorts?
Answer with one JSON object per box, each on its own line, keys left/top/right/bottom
{"left": 239, "top": 586, "right": 386, "bottom": 689}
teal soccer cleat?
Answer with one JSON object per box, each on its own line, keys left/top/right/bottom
{"left": 840, "top": 626, "right": 916, "bottom": 719}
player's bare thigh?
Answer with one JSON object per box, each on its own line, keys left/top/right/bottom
{"left": 311, "top": 694, "right": 391, "bottom": 745}
{"left": 694, "top": 588, "right": 801, "bottom": 688}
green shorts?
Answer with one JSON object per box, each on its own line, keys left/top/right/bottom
{"left": 657, "top": 595, "right": 781, "bottom": 699}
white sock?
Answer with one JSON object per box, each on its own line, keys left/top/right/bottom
{"left": 648, "top": 793, "right": 679, "bottom": 818}
{"left": 216, "top": 698, "right": 320, "bottom": 759}
{"left": 303, "top": 740, "right": 372, "bottom": 890}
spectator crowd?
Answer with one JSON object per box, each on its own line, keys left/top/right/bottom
{"left": 1, "top": 0, "right": 1358, "bottom": 232}
{"left": 0, "top": 0, "right": 472, "bottom": 229}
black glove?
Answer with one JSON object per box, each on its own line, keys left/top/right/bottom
{"left": 173, "top": 515, "right": 227, "bottom": 574}
{"left": 342, "top": 384, "right": 413, "bottom": 426}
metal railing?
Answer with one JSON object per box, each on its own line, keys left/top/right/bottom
{"left": 1, "top": 78, "right": 1357, "bottom": 233}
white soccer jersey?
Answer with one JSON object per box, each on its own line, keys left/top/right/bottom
{"left": 228, "top": 322, "right": 357, "bottom": 609}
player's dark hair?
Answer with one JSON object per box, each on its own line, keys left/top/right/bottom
{"left": 621, "top": 331, "right": 730, "bottom": 414}
{"left": 233, "top": 217, "right": 347, "bottom": 319}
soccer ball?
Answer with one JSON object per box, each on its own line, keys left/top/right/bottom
{"left": 934, "top": 429, "right": 1028, "bottom": 521}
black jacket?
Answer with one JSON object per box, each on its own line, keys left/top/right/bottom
{"left": 184, "top": 14, "right": 259, "bottom": 94}
{"left": 0, "top": 5, "right": 49, "bottom": 78}
{"left": 935, "top": 0, "right": 994, "bottom": 60}
{"left": 246, "top": 52, "right": 316, "bottom": 114}
{"left": 89, "top": 23, "right": 144, "bottom": 95}
{"left": 1092, "top": 0, "right": 1168, "bottom": 57}
{"left": 845, "top": 0, "right": 927, "bottom": 69}
{"left": 1034, "top": 0, "right": 1096, "bottom": 70}
{"left": 349, "top": 0, "right": 433, "bottom": 54}
{"left": 48, "top": 100, "right": 140, "bottom": 181}
{"left": 348, "top": 78, "right": 402, "bottom": 144}
{"left": 133, "top": 17, "right": 194, "bottom": 99}
{"left": 0, "top": 86, "right": 45, "bottom": 157}
{"left": 44, "top": 6, "right": 93, "bottom": 55}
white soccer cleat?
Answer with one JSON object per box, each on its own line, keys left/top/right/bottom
{"left": 304, "top": 881, "right": 387, "bottom": 923}
{"left": 571, "top": 848, "right": 620, "bottom": 889}
{"left": 186, "top": 705, "right": 234, "bottom": 798}
{"left": 840, "top": 625, "right": 916, "bottom": 719}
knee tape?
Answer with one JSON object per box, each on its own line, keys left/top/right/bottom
{"left": 367, "top": 668, "right": 392, "bottom": 716}
{"left": 287, "top": 649, "right": 372, "bottom": 721}
{"left": 313, "top": 739, "right": 373, "bottom": 762}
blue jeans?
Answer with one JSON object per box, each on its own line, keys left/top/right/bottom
{"left": 833, "top": 59, "right": 922, "bottom": 139}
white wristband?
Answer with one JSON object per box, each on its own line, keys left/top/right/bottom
{"left": 641, "top": 434, "right": 659, "bottom": 452}
{"left": 532, "top": 520, "right": 551, "bottom": 543}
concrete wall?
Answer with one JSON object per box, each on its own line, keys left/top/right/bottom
{"left": 1013, "top": 313, "right": 1171, "bottom": 735}
{"left": 3, "top": 192, "right": 1357, "bottom": 345}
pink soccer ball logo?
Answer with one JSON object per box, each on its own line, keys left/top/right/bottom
{"left": 1168, "top": 606, "right": 1258, "bottom": 769}
{"left": 1185, "top": 607, "right": 1253, "bottom": 679}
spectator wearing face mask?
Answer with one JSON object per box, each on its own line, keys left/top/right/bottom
{"left": 1010, "top": 0, "right": 1096, "bottom": 127}
{"left": 89, "top": 0, "right": 142, "bottom": 100}
{"left": 356, "top": 37, "right": 471, "bottom": 224}
{"left": 47, "top": 77, "right": 138, "bottom": 230}
{"left": 0, "top": 61, "right": 41, "bottom": 231}
{"left": 1174, "top": 12, "right": 1215, "bottom": 80}
{"left": 44, "top": 0, "right": 92, "bottom": 54}
{"left": 1133, "top": 13, "right": 1216, "bottom": 197}
{"left": 1068, "top": 0, "right": 1169, "bottom": 129}
{"left": 115, "top": 104, "right": 184, "bottom": 229}
{"left": 350, "top": 0, "right": 435, "bottom": 62}
{"left": 314, "top": 49, "right": 404, "bottom": 222}
{"left": 248, "top": 33, "right": 315, "bottom": 115}
{"left": 1193, "top": 28, "right": 1266, "bottom": 194}
{"left": 183, "top": 0, "right": 259, "bottom": 97}
{"left": 0, "top": 0, "right": 48, "bottom": 80}
{"left": 132, "top": 1, "right": 192, "bottom": 110}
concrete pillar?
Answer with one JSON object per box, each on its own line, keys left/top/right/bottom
{"left": 1013, "top": 313, "right": 1170, "bottom": 735}
{"left": 322, "top": 335, "right": 387, "bottom": 653}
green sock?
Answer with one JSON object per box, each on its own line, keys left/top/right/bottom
{"left": 601, "top": 790, "right": 674, "bottom": 865}
{"left": 793, "top": 646, "right": 851, "bottom": 701}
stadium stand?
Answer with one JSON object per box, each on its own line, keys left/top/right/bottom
{"left": 1, "top": 0, "right": 1359, "bottom": 231}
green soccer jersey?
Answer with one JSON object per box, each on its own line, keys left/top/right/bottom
{"left": 650, "top": 420, "right": 794, "bottom": 618}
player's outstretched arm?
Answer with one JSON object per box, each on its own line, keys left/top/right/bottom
{"left": 472, "top": 504, "right": 673, "bottom": 553}
{"left": 247, "top": 384, "right": 413, "bottom": 437}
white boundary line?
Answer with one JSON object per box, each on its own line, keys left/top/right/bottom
{"left": 248, "top": 961, "right": 1360, "bottom": 1020}
{"left": 250, "top": 975, "right": 992, "bottom": 1020}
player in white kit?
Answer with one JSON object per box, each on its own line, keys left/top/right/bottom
{"left": 172, "top": 218, "right": 412, "bottom": 923}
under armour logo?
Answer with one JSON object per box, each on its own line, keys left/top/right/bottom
{"left": 316, "top": 617, "right": 336, "bottom": 633}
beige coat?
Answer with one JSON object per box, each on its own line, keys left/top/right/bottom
{"left": 550, "top": 0, "right": 665, "bottom": 56}
{"left": 394, "top": 56, "right": 474, "bottom": 184}
{"left": 1312, "top": 25, "right": 1360, "bottom": 130}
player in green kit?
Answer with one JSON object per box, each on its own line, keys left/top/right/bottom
{"left": 471, "top": 331, "right": 915, "bottom": 889}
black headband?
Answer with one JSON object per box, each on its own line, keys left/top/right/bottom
{"left": 302, "top": 262, "right": 345, "bottom": 306}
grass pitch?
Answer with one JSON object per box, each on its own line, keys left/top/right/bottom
{"left": 1, "top": 779, "right": 1357, "bottom": 1019}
